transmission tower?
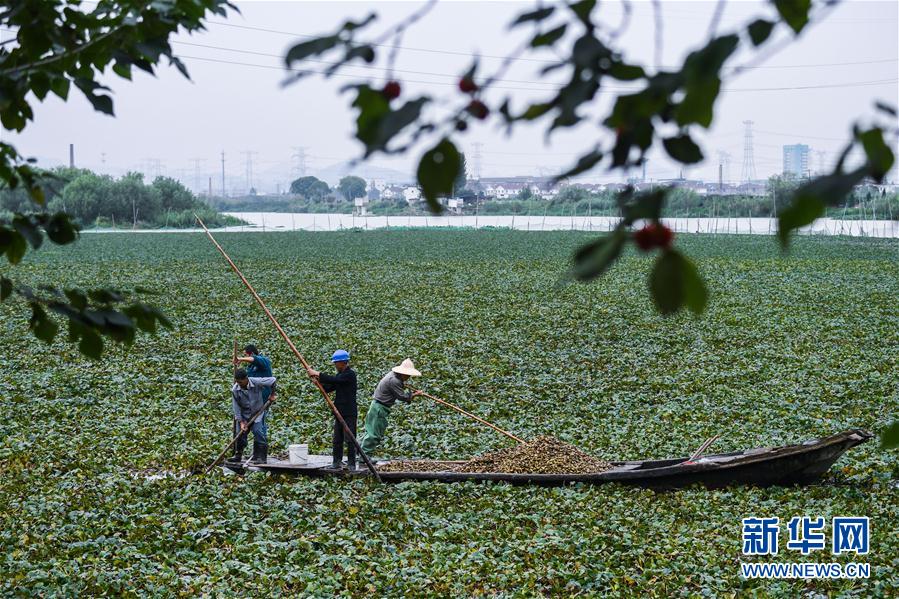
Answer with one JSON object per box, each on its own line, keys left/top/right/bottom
{"left": 740, "top": 120, "right": 756, "bottom": 183}
{"left": 220, "top": 151, "right": 226, "bottom": 197}
{"left": 471, "top": 142, "right": 483, "bottom": 180}
{"left": 291, "top": 146, "right": 307, "bottom": 179}
{"left": 242, "top": 150, "right": 258, "bottom": 194}
{"left": 190, "top": 158, "right": 206, "bottom": 194}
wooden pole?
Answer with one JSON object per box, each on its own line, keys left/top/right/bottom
{"left": 195, "top": 215, "right": 382, "bottom": 481}
{"left": 687, "top": 434, "right": 721, "bottom": 463}
{"left": 205, "top": 398, "right": 272, "bottom": 474}
{"left": 418, "top": 391, "right": 525, "bottom": 444}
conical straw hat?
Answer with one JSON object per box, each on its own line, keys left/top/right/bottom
{"left": 392, "top": 358, "right": 421, "bottom": 377}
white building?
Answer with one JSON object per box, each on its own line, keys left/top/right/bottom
{"left": 402, "top": 186, "right": 422, "bottom": 203}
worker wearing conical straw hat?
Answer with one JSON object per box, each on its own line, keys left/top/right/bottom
{"left": 360, "top": 359, "right": 423, "bottom": 455}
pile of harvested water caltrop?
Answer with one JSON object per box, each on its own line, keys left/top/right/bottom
{"left": 378, "top": 436, "right": 613, "bottom": 474}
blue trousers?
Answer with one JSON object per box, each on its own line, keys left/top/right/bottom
{"left": 234, "top": 413, "right": 267, "bottom": 455}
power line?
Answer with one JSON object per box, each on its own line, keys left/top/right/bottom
{"left": 204, "top": 21, "right": 898, "bottom": 69}
{"left": 169, "top": 39, "right": 899, "bottom": 92}
{"left": 174, "top": 53, "right": 899, "bottom": 94}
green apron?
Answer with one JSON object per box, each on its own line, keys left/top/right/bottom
{"left": 361, "top": 400, "right": 391, "bottom": 454}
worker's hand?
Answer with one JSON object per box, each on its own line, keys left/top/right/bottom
{"left": 412, "top": 390, "right": 425, "bottom": 398}
{"left": 269, "top": 394, "right": 277, "bottom": 404}
{"left": 307, "top": 368, "right": 320, "bottom": 378}
{"left": 240, "top": 421, "right": 248, "bottom": 432}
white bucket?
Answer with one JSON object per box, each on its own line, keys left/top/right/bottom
{"left": 289, "top": 444, "right": 309, "bottom": 464}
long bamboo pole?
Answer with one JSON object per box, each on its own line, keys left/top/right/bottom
{"left": 205, "top": 398, "right": 273, "bottom": 474}
{"left": 418, "top": 391, "right": 525, "bottom": 444}
{"left": 195, "top": 215, "right": 381, "bottom": 482}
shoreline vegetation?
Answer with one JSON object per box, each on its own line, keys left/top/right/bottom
{"left": 211, "top": 185, "right": 898, "bottom": 221}
{"left": 0, "top": 167, "right": 243, "bottom": 229}
{"left": 3, "top": 167, "right": 896, "bottom": 229}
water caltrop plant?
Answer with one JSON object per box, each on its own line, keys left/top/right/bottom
{"left": 0, "top": 230, "right": 896, "bottom": 595}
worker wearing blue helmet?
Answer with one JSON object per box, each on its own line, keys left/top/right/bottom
{"left": 308, "top": 349, "right": 358, "bottom": 470}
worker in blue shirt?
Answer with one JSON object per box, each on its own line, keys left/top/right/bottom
{"left": 236, "top": 344, "right": 273, "bottom": 401}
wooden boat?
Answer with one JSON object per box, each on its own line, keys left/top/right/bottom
{"left": 226, "top": 429, "right": 872, "bottom": 489}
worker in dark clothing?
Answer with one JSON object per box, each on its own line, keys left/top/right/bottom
{"left": 307, "top": 349, "right": 358, "bottom": 470}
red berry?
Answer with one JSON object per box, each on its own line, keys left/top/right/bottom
{"left": 459, "top": 76, "right": 478, "bottom": 93}
{"left": 633, "top": 223, "right": 674, "bottom": 252}
{"left": 382, "top": 81, "right": 401, "bottom": 100}
{"left": 656, "top": 223, "right": 674, "bottom": 248}
{"left": 466, "top": 100, "right": 489, "bottom": 120}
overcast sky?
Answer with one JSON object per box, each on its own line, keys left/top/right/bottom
{"left": 2, "top": 0, "right": 897, "bottom": 193}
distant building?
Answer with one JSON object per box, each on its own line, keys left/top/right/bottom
{"left": 783, "top": 144, "right": 810, "bottom": 178}
{"left": 402, "top": 186, "right": 422, "bottom": 203}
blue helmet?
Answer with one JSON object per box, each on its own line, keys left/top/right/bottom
{"left": 331, "top": 349, "right": 350, "bottom": 363}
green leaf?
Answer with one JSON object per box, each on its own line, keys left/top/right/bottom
{"left": 519, "top": 102, "right": 553, "bottom": 121}
{"left": 571, "top": 227, "right": 628, "bottom": 281}
{"left": 89, "top": 94, "right": 114, "bottom": 116}
{"left": 620, "top": 189, "right": 668, "bottom": 225}
{"left": 79, "top": 329, "right": 104, "bottom": 359}
{"left": 29, "top": 304, "right": 59, "bottom": 343}
{"left": 874, "top": 101, "right": 897, "bottom": 117}
{"left": 285, "top": 35, "right": 340, "bottom": 64}
{"left": 778, "top": 169, "right": 866, "bottom": 247}
{"left": 777, "top": 194, "right": 824, "bottom": 247}
{"left": 417, "top": 139, "right": 460, "bottom": 214}
{"left": 50, "top": 77, "right": 71, "bottom": 100}
{"left": 29, "top": 185, "right": 45, "bottom": 205}
{"left": 12, "top": 215, "right": 43, "bottom": 249}
{"left": 608, "top": 62, "right": 645, "bottom": 81}
{"left": 881, "top": 421, "right": 899, "bottom": 449}
{"left": 64, "top": 289, "right": 88, "bottom": 311}
{"left": 351, "top": 86, "right": 429, "bottom": 156}
{"left": 675, "top": 78, "right": 721, "bottom": 127}
{"left": 648, "top": 249, "right": 704, "bottom": 316}
{"left": 681, "top": 254, "right": 708, "bottom": 315}
{"left": 773, "top": 0, "right": 811, "bottom": 34}
{"left": 676, "top": 35, "right": 738, "bottom": 127}
{"left": 650, "top": 250, "right": 684, "bottom": 315}
{"left": 747, "top": 19, "right": 775, "bottom": 46}
{"left": 44, "top": 213, "right": 79, "bottom": 245}
{"left": 531, "top": 25, "right": 567, "bottom": 48}
{"left": 555, "top": 149, "right": 603, "bottom": 180}
{"left": 112, "top": 62, "right": 133, "bottom": 80}
{"left": 663, "top": 134, "right": 704, "bottom": 164}
{"left": 857, "top": 128, "right": 895, "bottom": 181}
{"left": 569, "top": 0, "right": 597, "bottom": 25}
{"left": 511, "top": 7, "right": 555, "bottom": 27}
{"left": 648, "top": 249, "right": 707, "bottom": 316}
{"left": 88, "top": 289, "right": 124, "bottom": 304}
{"left": 4, "top": 230, "right": 27, "bottom": 264}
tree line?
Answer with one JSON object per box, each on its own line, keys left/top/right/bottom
{"left": 0, "top": 168, "right": 240, "bottom": 228}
